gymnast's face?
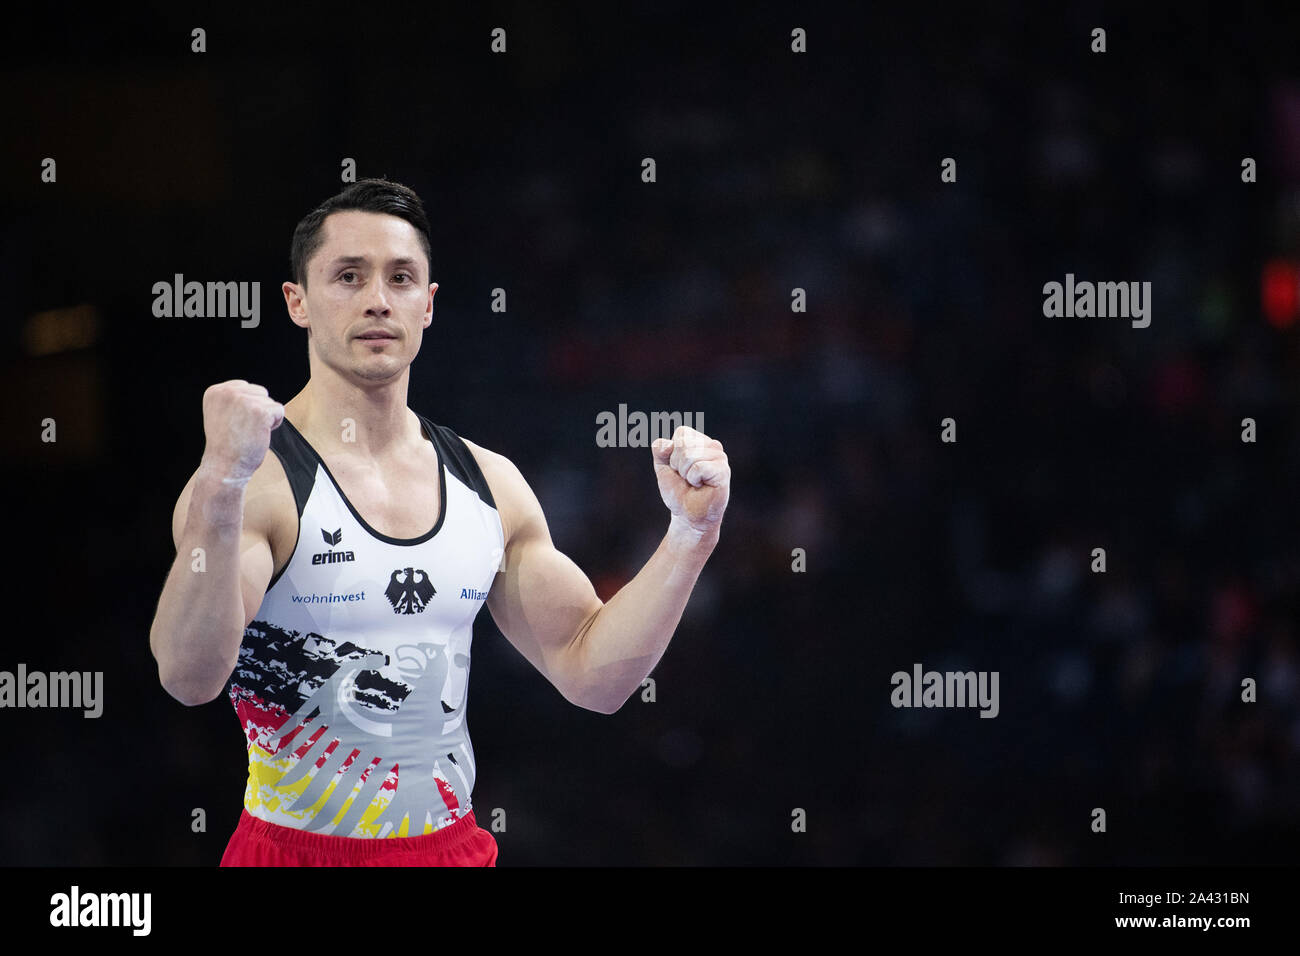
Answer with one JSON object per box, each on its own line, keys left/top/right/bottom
{"left": 287, "top": 210, "right": 436, "bottom": 385}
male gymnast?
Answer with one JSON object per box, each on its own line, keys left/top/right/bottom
{"left": 147, "top": 178, "right": 730, "bottom": 866}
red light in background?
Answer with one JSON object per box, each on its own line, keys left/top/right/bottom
{"left": 1262, "top": 260, "right": 1299, "bottom": 328}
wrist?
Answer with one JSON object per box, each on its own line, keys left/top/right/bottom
{"left": 190, "top": 464, "right": 249, "bottom": 532}
{"left": 198, "top": 452, "right": 256, "bottom": 484}
{"left": 666, "top": 514, "right": 720, "bottom": 555}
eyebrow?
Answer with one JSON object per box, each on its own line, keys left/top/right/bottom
{"left": 326, "top": 256, "right": 420, "bottom": 269}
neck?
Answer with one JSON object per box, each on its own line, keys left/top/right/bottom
{"left": 285, "top": 365, "right": 417, "bottom": 458}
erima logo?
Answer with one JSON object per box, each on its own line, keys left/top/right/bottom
{"left": 386, "top": 568, "right": 435, "bottom": 614}
{"left": 460, "top": 587, "right": 489, "bottom": 600}
{"left": 312, "top": 527, "right": 355, "bottom": 565}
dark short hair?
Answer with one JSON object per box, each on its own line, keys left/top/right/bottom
{"left": 290, "top": 178, "right": 432, "bottom": 288}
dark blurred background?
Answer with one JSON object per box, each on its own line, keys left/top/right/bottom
{"left": 2, "top": 1, "right": 1299, "bottom": 865}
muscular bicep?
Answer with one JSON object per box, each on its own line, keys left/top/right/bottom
{"left": 238, "top": 532, "right": 274, "bottom": 627}
{"left": 477, "top": 451, "right": 603, "bottom": 700}
{"left": 170, "top": 466, "right": 275, "bottom": 629}
{"left": 486, "top": 532, "right": 602, "bottom": 678}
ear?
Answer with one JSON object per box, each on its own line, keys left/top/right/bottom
{"left": 424, "top": 282, "right": 438, "bottom": 329}
{"left": 283, "top": 281, "right": 309, "bottom": 331}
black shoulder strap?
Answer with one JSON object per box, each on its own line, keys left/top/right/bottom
{"left": 268, "top": 417, "right": 318, "bottom": 519}
{"left": 417, "top": 413, "right": 497, "bottom": 509}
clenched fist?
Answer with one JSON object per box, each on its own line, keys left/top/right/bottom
{"left": 651, "top": 426, "right": 731, "bottom": 537}
{"left": 200, "top": 380, "right": 285, "bottom": 480}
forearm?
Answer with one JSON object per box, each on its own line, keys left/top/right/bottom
{"left": 569, "top": 516, "right": 718, "bottom": 713}
{"left": 149, "top": 467, "right": 248, "bottom": 705}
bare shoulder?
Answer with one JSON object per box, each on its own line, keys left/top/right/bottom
{"left": 459, "top": 436, "right": 514, "bottom": 479}
{"left": 459, "top": 437, "right": 540, "bottom": 544}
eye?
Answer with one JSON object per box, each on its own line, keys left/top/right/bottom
{"left": 339, "top": 271, "right": 357, "bottom": 282}
{"left": 393, "top": 273, "right": 412, "bottom": 283}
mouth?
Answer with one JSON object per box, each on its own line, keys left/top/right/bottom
{"left": 356, "top": 331, "right": 399, "bottom": 341}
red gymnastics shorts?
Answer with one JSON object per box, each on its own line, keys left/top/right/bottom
{"left": 220, "top": 809, "right": 499, "bottom": 867}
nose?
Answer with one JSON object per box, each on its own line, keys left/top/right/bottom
{"left": 363, "top": 275, "right": 393, "bottom": 316}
